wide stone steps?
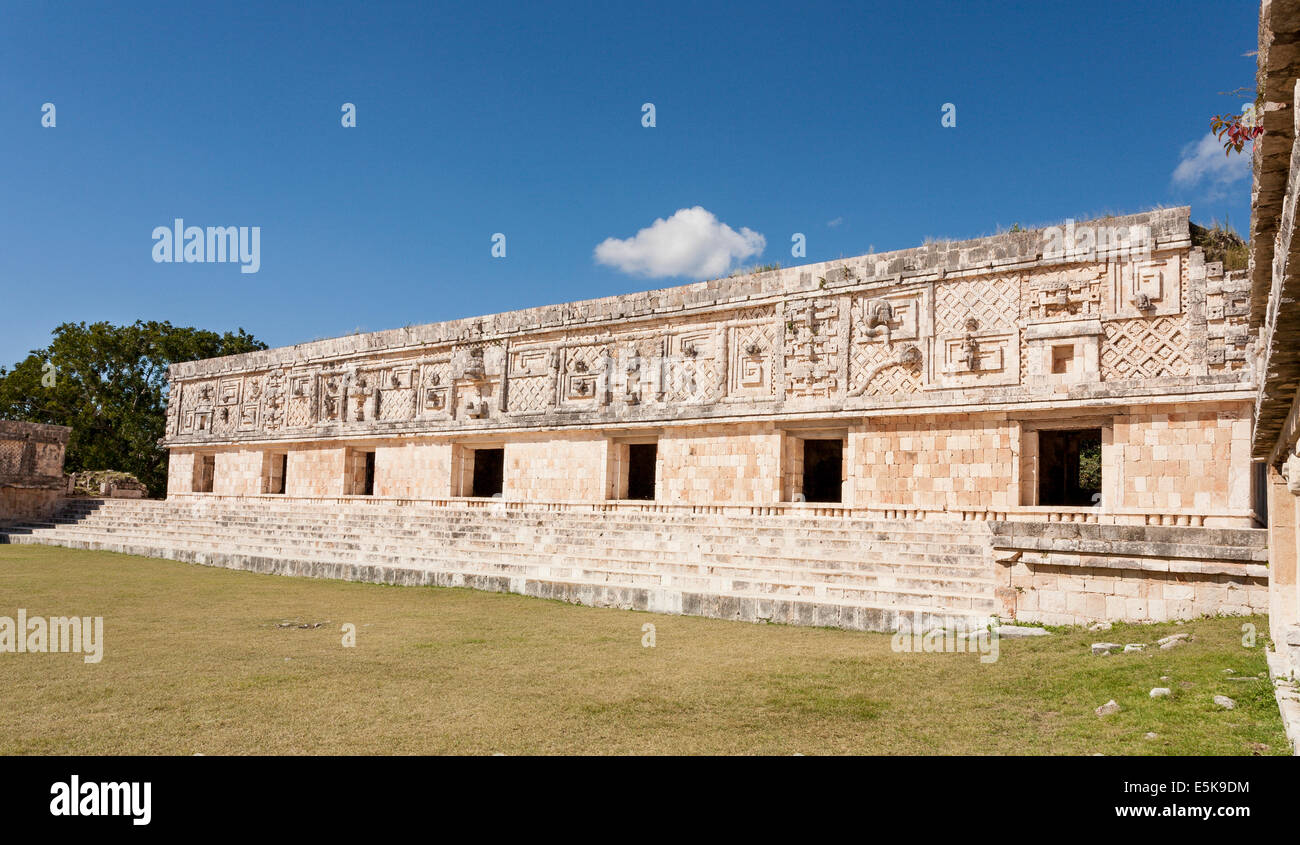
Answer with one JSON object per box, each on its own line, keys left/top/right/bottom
{"left": 53, "top": 500, "right": 988, "bottom": 539}
{"left": 4, "top": 520, "right": 995, "bottom": 599}
{"left": 42, "top": 500, "right": 993, "bottom": 539}
{"left": 47, "top": 511, "right": 991, "bottom": 557}
{"left": 0, "top": 526, "right": 995, "bottom": 612}
{"left": 3, "top": 528, "right": 982, "bottom": 632}
{"left": 2, "top": 498, "right": 1002, "bottom": 630}
{"left": 17, "top": 518, "right": 993, "bottom": 585}
{"left": 28, "top": 516, "right": 989, "bottom": 568}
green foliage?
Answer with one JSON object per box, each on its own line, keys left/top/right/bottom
{"left": 730, "top": 262, "right": 782, "bottom": 278}
{"left": 1190, "top": 220, "right": 1250, "bottom": 272}
{"left": 1078, "top": 438, "right": 1102, "bottom": 493}
{"left": 0, "top": 321, "right": 266, "bottom": 497}
{"left": 69, "top": 470, "right": 147, "bottom": 497}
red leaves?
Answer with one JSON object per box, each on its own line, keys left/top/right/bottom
{"left": 1210, "top": 110, "right": 1264, "bottom": 156}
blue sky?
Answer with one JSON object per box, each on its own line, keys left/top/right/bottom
{"left": 0, "top": 0, "right": 1258, "bottom": 366}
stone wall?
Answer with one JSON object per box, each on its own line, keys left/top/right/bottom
{"left": 0, "top": 487, "right": 64, "bottom": 522}
{"left": 375, "top": 442, "right": 453, "bottom": 499}
{"left": 502, "top": 434, "right": 608, "bottom": 501}
{"left": 163, "top": 209, "right": 1252, "bottom": 450}
{"left": 156, "top": 401, "right": 1257, "bottom": 529}
{"left": 658, "top": 424, "right": 781, "bottom": 504}
{"left": 212, "top": 449, "right": 264, "bottom": 496}
{"left": 992, "top": 521, "right": 1268, "bottom": 626}
{"left": 0, "top": 420, "right": 70, "bottom": 522}
{"left": 854, "top": 416, "right": 1017, "bottom": 510}
{"left": 159, "top": 208, "right": 1258, "bottom": 525}
{"left": 1112, "top": 403, "right": 1253, "bottom": 512}
{"left": 1248, "top": 0, "right": 1300, "bottom": 689}
{"left": 286, "top": 445, "right": 348, "bottom": 498}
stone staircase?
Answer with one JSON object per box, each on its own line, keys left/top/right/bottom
{"left": 0, "top": 497, "right": 1001, "bottom": 632}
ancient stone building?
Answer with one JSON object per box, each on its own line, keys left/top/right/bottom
{"left": 163, "top": 207, "right": 1257, "bottom": 514}
{"left": 1249, "top": 0, "right": 1300, "bottom": 704}
{"left": 1, "top": 207, "right": 1270, "bottom": 632}
{"left": 0, "top": 420, "right": 70, "bottom": 521}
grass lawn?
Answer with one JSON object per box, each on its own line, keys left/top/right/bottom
{"left": 0, "top": 544, "right": 1288, "bottom": 755}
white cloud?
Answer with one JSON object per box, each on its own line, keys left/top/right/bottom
{"left": 827, "top": 217, "right": 844, "bottom": 228}
{"left": 1171, "top": 132, "right": 1251, "bottom": 195}
{"left": 594, "top": 207, "right": 766, "bottom": 279}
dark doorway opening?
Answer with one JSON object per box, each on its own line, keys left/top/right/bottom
{"left": 1038, "top": 428, "right": 1102, "bottom": 507}
{"left": 268, "top": 453, "right": 288, "bottom": 494}
{"left": 627, "top": 443, "right": 657, "bottom": 500}
{"left": 362, "top": 451, "right": 376, "bottom": 496}
{"left": 1252, "top": 461, "right": 1268, "bottom": 528}
{"left": 471, "top": 448, "right": 504, "bottom": 498}
{"left": 802, "top": 439, "right": 843, "bottom": 503}
{"left": 194, "top": 455, "right": 215, "bottom": 493}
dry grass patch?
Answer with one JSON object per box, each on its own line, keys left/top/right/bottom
{"left": 0, "top": 545, "right": 1287, "bottom": 755}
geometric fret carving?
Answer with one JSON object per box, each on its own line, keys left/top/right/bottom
{"left": 508, "top": 375, "right": 552, "bottom": 413}
{"left": 728, "top": 321, "right": 778, "bottom": 398}
{"left": 784, "top": 299, "right": 840, "bottom": 400}
{"left": 1101, "top": 316, "right": 1192, "bottom": 379}
{"left": 934, "top": 277, "right": 1017, "bottom": 334}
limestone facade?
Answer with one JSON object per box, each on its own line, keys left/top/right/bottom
{"left": 1249, "top": 0, "right": 1300, "bottom": 696}
{"left": 157, "top": 207, "right": 1268, "bottom": 625}
{"left": 164, "top": 208, "right": 1254, "bottom": 514}
{"left": 0, "top": 420, "right": 70, "bottom": 522}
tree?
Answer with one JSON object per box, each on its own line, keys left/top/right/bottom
{"left": 0, "top": 321, "right": 266, "bottom": 497}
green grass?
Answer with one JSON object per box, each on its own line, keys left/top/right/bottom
{"left": 0, "top": 545, "right": 1288, "bottom": 755}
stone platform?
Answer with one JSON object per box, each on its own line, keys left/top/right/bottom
{"left": 0, "top": 496, "right": 1268, "bottom": 631}
{"left": 1, "top": 496, "right": 1002, "bottom": 632}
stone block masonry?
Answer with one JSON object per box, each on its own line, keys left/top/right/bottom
{"left": 0, "top": 420, "right": 70, "bottom": 522}
{"left": 40, "top": 206, "right": 1261, "bottom": 629}
{"left": 163, "top": 209, "right": 1256, "bottom": 511}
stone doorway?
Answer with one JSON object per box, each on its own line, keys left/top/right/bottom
{"left": 362, "top": 451, "right": 376, "bottom": 496}
{"left": 626, "top": 443, "right": 657, "bottom": 501}
{"left": 1037, "top": 428, "right": 1102, "bottom": 507}
{"left": 346, "top": 449, "right": 376, "bottom": 496}
{"left": 194, "top": 455, "right": 215, "bottom": 493}
{"left": 802, "top": 439, "right": 843, "bottom": 503}
{"left": 266, "top": 453, "right": 287, "bottom": 494}
{"left": 471, "top": 448, "right": 504, "bottom": 498}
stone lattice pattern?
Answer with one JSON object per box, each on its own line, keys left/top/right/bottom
{"left": 666, "top": 354, "right": 723, "bottom": 404}
{"left": 507, "top": 375, "right": 552, "bottom": 413}
{"left": 1101, "top": 316, "right": 1192, "bottom": 379}
{"left": 160, "top": 208, "right": 1244, "bottom": 446}
{"left": 285, "top": 380, "right": 315, "bottom": 428}
{"left": 379, "top": 387, "right": 416, "bottom": 421}
{"left": 863, "top": 356, "right": 923, "bottom": 397}
{"left": 935, "top": 277, "right": 1018, "bottom": 334}
{"left": 0, "top": 440, "right": 24, "bottom": 476}
{"left": 850, "top": 341, "right": 922, "bottom": 397}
